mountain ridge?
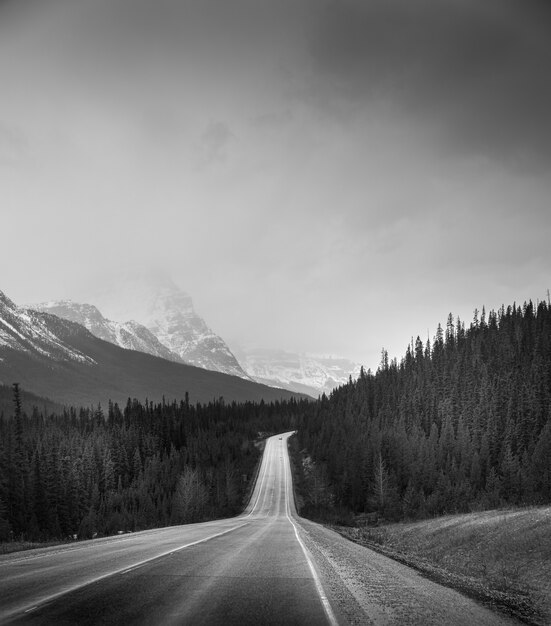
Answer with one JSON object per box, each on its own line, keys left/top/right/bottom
{"left": 33, "top": 300, "right": 183, "bottom": 363}
{"left": 0, "top": 289, "right": 305, "bottom": 408}
{"left": 83, "top": 273, "right": 249, "bottom": 379}
{"left": 234, "top": 347, "right": 362, "bottom": 398}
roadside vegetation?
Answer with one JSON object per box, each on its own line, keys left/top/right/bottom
{"left": 288, "top": 299, "right": 551, "bottom": 623}
{"left": 0, "top": 385, "right": 306, "bottom": 545}
{"left": 335, "top": 507, "right": 551, "bottom": 625}
{"left": 0, "top": 539, "right": 67, "bottom": 556}
{"left": 2, "top": 296, "right": 550, "bottom": 622}
{"left": 294, "top": 301, "right": 551, "bottom": 522}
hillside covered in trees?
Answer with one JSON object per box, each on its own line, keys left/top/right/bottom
{"left": 1, "top": 298, "right": 550, "bottom": 542}
{"left": 0, "top": 390, "right": 305, "bottom": 542}
{"left": 295, "top": 300, "right": 551, "bottom": 521}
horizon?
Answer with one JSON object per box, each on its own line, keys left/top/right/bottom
{"left": 2, "top": 279, "right": 548, "bottom": 376}
{"left": 1, "top": 0, "right": 550, "bottom": 372}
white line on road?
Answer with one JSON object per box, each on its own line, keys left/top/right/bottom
{"left": 244, "top": 440, "right": 271, "bottom": 517}
{"left": 119, "top": 522, "right": 250, "bottom": 575}
{"left": 283, "top": 436, "right": 339, "bottom": 626}
{"left": 10, "top": 522, "right": 250, "bottom": 620}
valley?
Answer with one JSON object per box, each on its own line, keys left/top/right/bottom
{"left": 2, "top": 0, "right": 550, "bottom": 622}
{"left": 0, "top": 434, "right": 522, "bottom": 625}
{"left": 1, "top": 290, "right": 550, "bottom": 623}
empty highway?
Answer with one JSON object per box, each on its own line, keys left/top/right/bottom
{"left": 0, "top": 433, "right": 518, "bottom": 625}
{"left": 0, "top": 433, "right": 337, "bottom": 625}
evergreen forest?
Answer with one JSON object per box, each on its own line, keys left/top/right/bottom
{"left": 1, "top": 299, "right": 551, "bottom": 542}
{"left": 0, "top": 391, "right": 303, "bottom": 542}
{"left": 295, "top": 300, "right": 551, "bottom": 521}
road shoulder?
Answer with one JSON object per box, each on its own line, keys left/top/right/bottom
{"left": 295, "top": 517, "right": 519, "bottom": 625}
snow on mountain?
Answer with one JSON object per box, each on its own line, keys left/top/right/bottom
{"left": 234, "top": 347, "right": 362, "bottom": 398}
{"left": 2, "top": 280, "right": 359, "bottom": 400}
{"left": 0, "top": 290, "right": 94, "bottom": 364}
{"left": 86, "top": 270, "right": 249, "bottom": 379}
{"left": 33, "top": 301, "right": 182, "bottom": 363}
{"left": 0, "top": 288, "right": 303, "bottom": 408}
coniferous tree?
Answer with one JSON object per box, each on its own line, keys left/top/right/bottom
{"left": 295, "top": 299, "right": 551, "bottom": 522}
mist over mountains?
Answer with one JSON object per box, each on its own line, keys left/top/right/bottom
{"left": 0, "top": 289, "right": 302, "bottom": 408}
{"left": 41, "top": 271, "right": 361, "bottom": 397}
{"left": 234, "top": 347, "right": 362, "bottom": 397}
{"left": 1, "top": 271, "right": 361, "bottom": 409}
{"left": 33, "top": 301, "right": 182, "bottom": 363}
{"left": 79, "top": 272, "right": 249, "bottom": 379}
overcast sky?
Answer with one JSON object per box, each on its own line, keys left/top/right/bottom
{"left": 1, "top": 0, "right": 550, "bottom": 370}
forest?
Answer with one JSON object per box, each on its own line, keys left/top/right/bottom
{"left": 1, "top": 298, "right": 550, "bottom": 542}
{"left": 0, "top": 390, "right": 304, "bottom": 542}
{"left": 295, "top": 300, "right": 551, "bottom": 522}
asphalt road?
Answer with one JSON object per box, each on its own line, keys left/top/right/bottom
{"left": 0, "top": 433, "right": 518, "bottom": 625}
{"left": 0, "top": 432, "right": 339, "bottom": 625}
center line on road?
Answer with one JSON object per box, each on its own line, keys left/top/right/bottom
{"left": 119, "top": 522, "right": 250, "bottom": 575}
{"left": 12, "top": 521, "right": 250, "bottom": 620}
{"left": 244, "top": 443, "right": 270, "bottom": 517}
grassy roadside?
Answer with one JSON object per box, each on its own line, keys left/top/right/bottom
{"left": 286, "top": 438, "right": 551, "bottom": 624}
{"left": 333, "top": 507, "right": 551, "bottom": 625}
{"left": 0, "top": 540, "right": 69, "bottom": 556}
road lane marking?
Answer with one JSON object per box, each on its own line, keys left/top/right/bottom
{"left": 244, "top": 437, "right": 272, "bottom": 517}
{"left": 118, "top": 522, "right": 250, "bottom": 573}
{"left": 11, "top": 521, "right": 249, "bottom": 620}
{"left": 244, "top": 447, "right": 268, "bottom": 516}
{"left": 283, "top": 435, "right": 339, "bottom": 626}
{"left": 1, "top": 523, "right": 217, "bottom": 565}
{"left": 7, "top": 433, "right": 294, "bottom": 621}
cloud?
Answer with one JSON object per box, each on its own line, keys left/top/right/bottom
{"left": 307, "top": 0, "right": 551, "bottom": 168}
{"left": 199, "top": 121, "right": 234, "bottom": 164}
{"left": 251, "top": 110, "right": 293, "bottom": 130}
{"left": 0, "top": 122, "right": 28, "bottom": 166}
{"left": 1, "top": 0, "right": 550, "bottom": 368}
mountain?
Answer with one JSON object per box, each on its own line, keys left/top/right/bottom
{"left": 234, "top": 347, "right": 362, "bottom": 398}
{"left": 0, "top": 383, "right": 64, "bottom": 417}
{"left": 87, "top": 271, "right": 249, "bottom": 379}
{"left": 0, "top": 289, "right": 303, "bottom": 408}
{"left": 30, "top": 294, "right": 360, "bottom": 399}
{"left": 33, "top": 301, "right": 182, "bottom": 363}
{"left": 0, "top": 291, "right": 94, "bottom": 365}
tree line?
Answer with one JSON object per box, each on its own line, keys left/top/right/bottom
{"left": 1, "top": 298, "right": 550, "bottom": 541}
{"left": 0, "top": 389, "right": 305, "bottom": 542}
{"left": 295, "top": 300, "right": 551, "bottom": 522}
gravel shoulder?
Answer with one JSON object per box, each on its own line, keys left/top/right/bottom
{"left": 295, "top": 517, "right": 521, "bottom": 626}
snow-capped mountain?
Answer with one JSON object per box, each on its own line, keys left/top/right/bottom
{"left": 234, "top": 347, "right": 362, "bottom": 398}
{"left": 0, "top": 290, "right": 94, "bottom": 365}
{"left": 0, "top": 288, "right": 302, "bottom": 407}
{"left": 85, "top": 271, "right": 249, "bottom": 379}
{"left": 33, "top": 301, "right": 182, "bottom": 363}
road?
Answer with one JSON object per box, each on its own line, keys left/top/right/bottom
{"left": 0, "top": 433, "right": 518, "bottom": 625}
{"left": 1, "top": 432, "right": 337, "bottom": 625}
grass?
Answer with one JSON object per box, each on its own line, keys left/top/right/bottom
{"left": 0, "top": 539, "right": 68, "bottom": 556}
{"left": 335, "top": 506, "right": 551, "bottom": 625}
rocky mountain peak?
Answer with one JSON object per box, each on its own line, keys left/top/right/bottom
{"left": 0, "top": 290, "right": 17, "bottom": 310}
{"left": 32, "top": 300, "right": 183, "bottom": 364}
{"left": 62, "top": 271, "right": 249, "bottom": 379}
{"left": 0, "top": 292, "right": 94, "bottom": 364}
